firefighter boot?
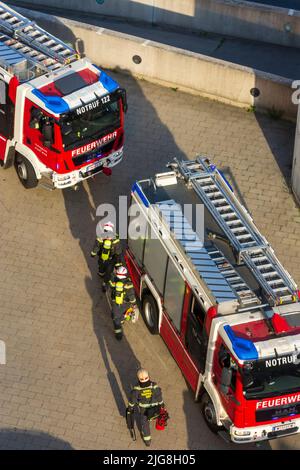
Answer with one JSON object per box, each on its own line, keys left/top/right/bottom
{"left": 115, "top": 331, "right": 123, "bottom": 341}
{"left": 143, "top": 437, "right": 151, "bottom": 447}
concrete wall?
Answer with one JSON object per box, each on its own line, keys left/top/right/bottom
{"left": 17, "top": 7, "right": 297, "bottom": 121}
{"left": 8, "top": 0, "right": 300, "bottom": 48}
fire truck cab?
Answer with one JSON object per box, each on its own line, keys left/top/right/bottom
{"left": 0, "top": 2, "right": 126, "bottom": 189}
{"left": 125, "top": 157, "right": 300, "bottom": 444}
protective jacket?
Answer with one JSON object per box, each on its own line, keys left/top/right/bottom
{"left": 128, "top": 381, "right": 163, "bottom": 413}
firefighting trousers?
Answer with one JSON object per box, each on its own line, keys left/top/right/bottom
{"left": 98, "top": 259, "right": 115, "bottom": 283}
{"left": 111, "top": 303, "right": 127, "bottom": 336}
{"left": 139, "top": 410, "right": 151, "bottom": 442}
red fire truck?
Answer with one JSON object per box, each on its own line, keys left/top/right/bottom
{"left": 125, "top": 157, "right": 300, "bottom": 443}
{"left": 0, "top": 2, "right": 127, "bottom": 189}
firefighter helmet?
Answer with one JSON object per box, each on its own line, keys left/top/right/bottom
{"left": 116, "top": 266, "right": 128, "bottom": 279}
{"left": 103, "top": 222, "right": 114, "bottom": 233}
{"left": 137, "top": 368, "right": 150, "bottom": 382}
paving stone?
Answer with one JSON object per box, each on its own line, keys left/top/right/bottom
{"left": 0, "top": 73, "right": 298, "bottom": 450}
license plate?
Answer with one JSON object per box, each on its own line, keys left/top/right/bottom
{"left": 85, "top": 159, "right": 103, "bottom": 172}
{"left": 272, "top": 423, "right": 295, "bottom": 432}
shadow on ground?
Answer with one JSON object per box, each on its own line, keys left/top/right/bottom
{"left": 0, "top": 428, "right": 73, "bottom": 450}
{"left": 255, "top": 110, "right": 296, "bottom": 189}
{"left": 62, "top": 68, "right": 194, "bottom": 448}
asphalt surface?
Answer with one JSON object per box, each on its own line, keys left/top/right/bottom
{"left": 0, "top": 72, "right": 299, "bottom": 450}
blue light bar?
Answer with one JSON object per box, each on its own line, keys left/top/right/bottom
{"left": 32, "top": 89, "right": 69, "bottom": 114}
{"left": 224, "top": 325, "right": 258, "bottom": 361}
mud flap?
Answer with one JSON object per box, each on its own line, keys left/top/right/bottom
{"left": 3, "top": 144, "right": 15, "bottom": 169}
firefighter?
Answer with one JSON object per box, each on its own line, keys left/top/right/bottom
{"left": 109, "top": 265, "right": 137, "bottom": 340}
{"left": 126, "top": 368, "right": 164, "bottom": 447}
{"left": 91, "top": 221, "right": 122, "bottom": 292}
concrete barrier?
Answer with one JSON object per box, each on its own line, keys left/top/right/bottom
{"left": 8, "top": 0, "right": 300, "bottom": 48}
{"left": 17, "top": 7, "right": 297, "bottom": 121}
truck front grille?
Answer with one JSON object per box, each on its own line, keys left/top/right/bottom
{"left": 72, "top": 140, "right": 115, "bottom": 167}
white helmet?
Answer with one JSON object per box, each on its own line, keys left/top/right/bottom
{"left": 103, "top": 222, "right": 114, "bottom": 233}
{"left": 116, "top": 266, "right": 128, "bottom": 279}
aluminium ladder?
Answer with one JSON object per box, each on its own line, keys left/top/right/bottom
{"left": 174, "top": 158, "right": 298, "bottom": 306}
{"left": 156, "top": 200, "right": 239, "bottom": 305}
{"left": 0, "top": 2, "right": 77, "bottom": 74}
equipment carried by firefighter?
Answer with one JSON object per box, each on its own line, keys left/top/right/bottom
{"left": 126, "top": 157, "right": 300, "bottom": 444}
{"left": 124, "top": 307, "right": 139, "bottom": 323}
{"left": 0, "top": 2, "right": 127, "bottom": 189}
{"left": 126, "top": 407, "right": 136, "bottom": 441}
{"left": 155, "top": 407, "right": 170, "bottom": 431}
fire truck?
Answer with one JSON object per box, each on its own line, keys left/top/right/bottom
{"left": 0, "top": 2, "right": 127, "bottom": 189}
{"left": 125, "top": 157, "right": 300, "bottom": 444}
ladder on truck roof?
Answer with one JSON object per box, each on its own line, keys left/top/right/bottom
{"left": 156, "top": 199, "right": 259, "bottom": 309}
{"left": 172, "top": 158, "right": 298, "bottom": 307}
{"left": 156, "top": 199, "right": 238, "bottom": 307}
{"left": 0, "top": 1, "right": 78, "bottom": 76}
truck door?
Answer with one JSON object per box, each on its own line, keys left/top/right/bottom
{"left": 185, "top": 295, "right": 207, "bottom": 373}
{"left": 213, "top": 341, "right": 239, "bottom": 422}
{"left": 0, "top": 81, "right": 12, "bottom": 161}
{"left": 24, "top": 102, "right": 57, "bottom": 169}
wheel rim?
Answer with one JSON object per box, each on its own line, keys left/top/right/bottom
{"left": 144, "top": 301, "right": 154, "bottom": 328}
{"left": 17, "top": 162, "right": 27, "bottom": 181}
{"left": 204, "top": 401, "right": 217, "bottom": 426}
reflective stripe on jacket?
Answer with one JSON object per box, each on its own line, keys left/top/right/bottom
{"left": 128, "top": 382, "right": 163, "bottom": 409}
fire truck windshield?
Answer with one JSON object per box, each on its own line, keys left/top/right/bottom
{"left": 242, "top": 354, "right": 300, "bottom": 399}
{"left": 60, "top": 101, "right": 120, "bottom": 151}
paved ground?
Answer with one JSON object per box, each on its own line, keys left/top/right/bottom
{"left": 8, "top": 2, "right": 300, "bottom": 80}
{"left": 0, "top": 72, "right": 299, "bottom": 450}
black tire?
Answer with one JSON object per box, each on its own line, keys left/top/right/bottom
{"left": 15, "top": 155, "right": 38, "bottom": 189}
{"left": 201, "top": 392, "right": 223, "bottom": 434}
{"left": 142, "top": 294, "right": 159, "bottom": 335}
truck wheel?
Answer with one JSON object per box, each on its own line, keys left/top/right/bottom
{"left": 15, "top": 155, "right": 38, "bottom": 189}
{"left": 201, "top": 392, "right": 223, "bottom": 434}
{"left": 142, "top": 294, "right": 159, "bottom": 335}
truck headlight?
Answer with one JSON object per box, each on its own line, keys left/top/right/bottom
{"left": 234, "top": 430, "right": 251, "bottom": 436}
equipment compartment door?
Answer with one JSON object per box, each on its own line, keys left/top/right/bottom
{"left": 185, "top": 296, "right": 207, "bottom": 373}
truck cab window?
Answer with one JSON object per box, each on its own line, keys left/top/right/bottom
{"left": 29, "top": 106, "right": 54, "bottom": 148}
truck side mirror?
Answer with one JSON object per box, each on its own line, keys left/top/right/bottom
{"left": 220, "top": 367, "right": 232, "bottom": 395}
{"left": 120, "top": 89, "right": 128, "bottom": 113}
